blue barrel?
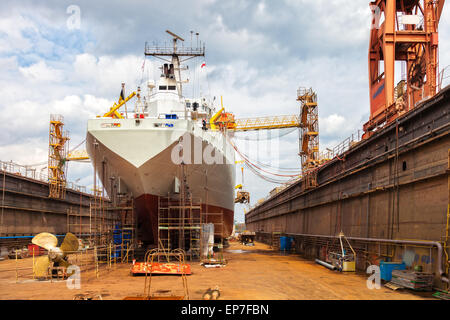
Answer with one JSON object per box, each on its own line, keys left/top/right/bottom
{"left": 113, "top": 234, "right": 122, "bottom": 244}
{"left": 379, "top": 261, "right": 406, "bottom": 281}
{"left": 280, "top": 236, "right": 292, "bottom": 251}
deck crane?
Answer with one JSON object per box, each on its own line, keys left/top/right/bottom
{"left": 101, "top": 90, "right": 136, "bottom": 119}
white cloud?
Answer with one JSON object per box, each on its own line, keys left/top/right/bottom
{"left": 0, "top": 137, "right": 48, "bottom": 166}
{"left": 321, "top": 114, "right": 346, "bottom": 135}
{"left": 73, "top": 53, "right": 144, "bottom": 96}
{"left": 0, "top": 94, "right": 114, "bottom": 154}
{"left": 0, "top": 15, "right": 36, "bottom": 53}
{"left": 19, "top": 61, "right": 64, "bottom": 82}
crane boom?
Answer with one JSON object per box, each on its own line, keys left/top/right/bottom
{"left": 102, "top": 91, "right": 136, "bottom": 119}
{"left": 210, "top": 96, "right": 301, "bottom": 132}
{"left": 232, "top": 115, "right": 300, "bottom": 131}
{"left": 67, "top": 150, "right": 89, "bottom": 161}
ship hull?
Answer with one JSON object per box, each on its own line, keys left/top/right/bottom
{"left": 86, "top": 118, "right": 235, "bottom": 244}
{"left": 135, "top": 194, "right": 234, "bottom": 244}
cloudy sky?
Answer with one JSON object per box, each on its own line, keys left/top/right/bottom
{"left": 1, "top": 0, "right": 449, "bottom": 223}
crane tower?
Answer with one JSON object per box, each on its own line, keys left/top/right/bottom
{"left": 297, "top": 87, "right": 320, "bottom": 188}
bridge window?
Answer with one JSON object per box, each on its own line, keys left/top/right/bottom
{"left": 159, "top": 86, "right": 167, "bottom": 90}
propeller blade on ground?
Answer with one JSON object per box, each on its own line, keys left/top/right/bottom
{"left": 34, "top": 256, "right": 50, "bottom": 278}
{"left": 32, "top": 232, "right": 57, "bottom": 251}
{"left": 60, "top": 232, "right": 79, "bottom": 254}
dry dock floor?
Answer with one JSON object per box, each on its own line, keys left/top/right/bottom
{"left": 0, "top": 241, "right": 431, "bottom": 300}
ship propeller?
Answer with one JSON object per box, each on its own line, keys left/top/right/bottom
{"left": 32, "top": 232, "right": 80, "bottom": 278}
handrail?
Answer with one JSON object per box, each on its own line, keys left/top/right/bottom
{"left": 0, "top": 160, "right": 93, "bottom": 195}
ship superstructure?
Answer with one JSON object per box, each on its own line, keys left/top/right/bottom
{"left": 86, "top": 31, "right": 235, "bottom": 245}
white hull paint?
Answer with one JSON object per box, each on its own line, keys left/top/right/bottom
{"left": 86, "top": 117, "right": 235, "bottom": 214}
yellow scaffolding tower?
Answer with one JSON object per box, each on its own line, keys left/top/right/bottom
{"left": 298, "top": 87, "right": 319, "bottom": 188}
{"left": 48, "top": 114, "right": 69, "bottom": 199}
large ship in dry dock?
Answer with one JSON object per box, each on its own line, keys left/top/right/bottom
{"left": 246, "top": 0, "right": 450, "bottom": 288}
{"left": 86, "top": 31, "right": 235, "bottom": 246}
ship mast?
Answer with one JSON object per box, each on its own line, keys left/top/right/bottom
{"left": 144, "top": 30, "right": 205, "bottom": 98}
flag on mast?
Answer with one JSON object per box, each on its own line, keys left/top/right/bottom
{"left": 201, "top": 62, "right": 206, "bottom": 68}
{"left": 119, "top": 83, "right": 125, "bottom": 101}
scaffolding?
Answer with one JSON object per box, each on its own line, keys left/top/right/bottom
{"left": 65, "top": 191, "right": 111, "bottom": 246}
{"left": 158, "top": 195, "right": 202, "bottom": 261}
{"left": 89, "top": 189, "right": 108, "bottom": 246}
{"left": 115, "top": 197, "right": 137, "bottom": 262}
{"left": 66, "top": 189, "right": 90, "bottom": 240}
{"left": 48, "top": 114, "right": 69, "bottom": 199}
{"left": 65, "top": 190, "right": 137, "bottom": 262}
{"left": 66, "top": 207, "right": 88, "bottom": 239}
{"left": 89, "top": 195, "right": 136, "bottom": 261}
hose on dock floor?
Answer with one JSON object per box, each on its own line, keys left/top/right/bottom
{"left": 315, "top": 259, "right": 336, "bottom": 271}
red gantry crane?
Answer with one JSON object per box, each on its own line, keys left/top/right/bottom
{"left": 364, "top": 0, "right": 446, "bottom": 137}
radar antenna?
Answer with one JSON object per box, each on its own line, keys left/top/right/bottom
{"left": 166, "top": 30, "right": 185, "bottom": 42}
